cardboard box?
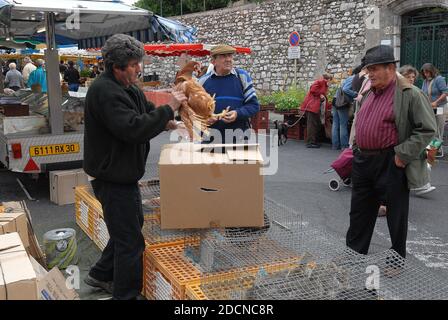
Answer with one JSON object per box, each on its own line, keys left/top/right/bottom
{"left": 0, "top": 202, "right": 30, "bottom": 248}
{"left": 29, "top": 257, "right": 79, "bottom": 300}
{"left": 0, "top": 232, "right": 38, "bottom": 300}
{"left": 159, "top": 143, "right": 264, "bottom": 229}
{"left": 50, "top": 169, "right": 89, "bottom": 205}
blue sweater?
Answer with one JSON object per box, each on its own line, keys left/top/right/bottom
{"left": 27, "top": 67, "right": 47, "bottom": 93}
{"left": 199, "top": 68, "right": 259, "bottom": 136}
{"left": 342, "top": 75, "right": 358, "bottom": 100}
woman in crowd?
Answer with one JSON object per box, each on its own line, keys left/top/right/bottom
{"left": 420, "top": 63, "right": 447, "bottom": 157}
{"left": 300, "top": 73, "right": 333, "bottom": 148}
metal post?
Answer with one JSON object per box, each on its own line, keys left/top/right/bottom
{"left": 180, "top": 0, "right": 183, "bottom": 16}
{"left": 160, "top": 0, "right": 162, "bottom": 16}
{"left": 294, "top": 58, "right": 297, "bottom": 88}
{"left": 45, "top": 12, "right": 64, "bottom": 135}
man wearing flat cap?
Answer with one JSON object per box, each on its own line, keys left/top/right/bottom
{"left": 347, "top": 45, "right": 437, "bottom": 258}
{"left": 199, "top": 44, "right": 259, "bottom": 143}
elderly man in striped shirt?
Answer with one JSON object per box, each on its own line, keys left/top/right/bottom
{"left": 346, "top": 45, "right": 437, "bottom": 258}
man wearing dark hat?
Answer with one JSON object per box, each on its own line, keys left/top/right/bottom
{"left": 198, "top": 44, "right": 259, "bottom": 143}
{"left": 346, "top": 45, "right": 437, "bottom": 258}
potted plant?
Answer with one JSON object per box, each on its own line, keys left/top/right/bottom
{"left": 257, "top": 93, "right": 276, "bottom": 111}
{"left": 79, "top": 68, "right": 91, "bottom": 85}
{"left": 273, "top": 87, "right": 307, "bottom": 114}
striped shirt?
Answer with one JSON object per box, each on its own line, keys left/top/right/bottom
{"left": 198, "top": 67, "right": 259, "bottom": 134}
{"left": 355, "top": 79, "right": 399, "bottom": 150}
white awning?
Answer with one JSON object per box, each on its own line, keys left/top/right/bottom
{"left": 10, "top": 0, "right": 148, "bottom": 15}
{"left": 2, "top": 0, "right": 152, "bottom": 40}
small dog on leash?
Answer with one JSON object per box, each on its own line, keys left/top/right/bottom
{"left": 274, "top": 120, "right": 289, "bottom": 146}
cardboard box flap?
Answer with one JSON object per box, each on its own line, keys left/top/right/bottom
{"left": 0, "top": 233, "right": 36, "bottom": 285}
{"left": 160, "top": 143, "right": 263, "bottom": 164}
{"left": 226, "top": 148, "right": 263, "bottom": 162}
{"left": 29, "top": 256, "right": 48, "bottom": 280}
{"left": 37, "top": 268, "right": 80, "bottom": 300}
{"left": 1, "top": 202, "right": 24, "bottom": 211}
{"left": 160, "top": 143, "right": 228, "bottom": 165}
{"left": 0, "top": 205, "right": 30, "bottom": 248}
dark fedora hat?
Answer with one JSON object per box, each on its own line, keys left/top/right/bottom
{"left": 362, "top": 45, "right": 399, "bottom": 68}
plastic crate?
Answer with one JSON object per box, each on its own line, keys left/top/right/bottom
{"left": 74, "top": 185, "right": 100, "bottom": 239}
{"left": 142, "top": 214, "right": 201, "bottom": 250}
{"left": 74, "top": 183, "right": 190, "bottom": 252}
{"left": 185, "top": 263, "right": 299, "bottom": 300}
{"left": 145, "top": 244, "right": 300, "bottom": 300}
{"left": 144, "top": 244, "right": 201, "bottom": 300}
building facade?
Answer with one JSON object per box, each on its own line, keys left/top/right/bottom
{"left": 148, "top": 0, "right": 448, "bottom": 92}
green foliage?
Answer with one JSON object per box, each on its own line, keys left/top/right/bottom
{"left": 327, "top": 85, "right": 338, "bottom": 104}
{"left": 80, "top": 69, "right": 91, "bottom": 78}
{"left": 134, "top": 0, "right": 264, "bottom": 16}
{"left": 258, "top": 93, "right": 276, "bottom": 105}
{"left": 273, "top": 87, "right": 307, "bottom": 111}
{"left": 135, "top": 0, "right": 230, "bottom": 17}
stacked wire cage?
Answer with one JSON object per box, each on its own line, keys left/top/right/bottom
{"left": 182, "top": 197, "right": 307, "bottom": 300}
{"left": 188, "top": 197, "right": 448, "bottom": 300}
{"left": 193, "top": 239, "right": 448, "bottom": 300}
{"left": 240, "top": 249, "right": 448, "bottom": 300}
{"left": 184, "top": 197, "right": 304, "bottom": 274}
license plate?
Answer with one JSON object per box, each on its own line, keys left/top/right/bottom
{"left": 29, "top": 143, "right": 80, "bottom": 157}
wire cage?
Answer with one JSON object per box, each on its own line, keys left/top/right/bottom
{"left": 198, "top": 249, "right": 448, "bottom": 300}
{"left": 141, "top": 214, "right": 202, "bottom": 249}
{"left": 337, "top": 249, "right": 448, "bottom": 300}
{"left": 139, "top": 178, "right": 161, "bottom": 214}
{"left": 183, "top": 197, "right": 304, "bottom": 273}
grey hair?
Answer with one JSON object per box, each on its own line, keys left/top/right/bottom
{"left": 399, "top": 65, "right": 418, "bottom": 77}
{"left": 8, "top": 62, "right": 16, "bottom": 69}
{"left": 35, "top": 59, "right": 44, "bottom": 67}
{"left": 101, "top": 34, "right": 144, "bottom": 72}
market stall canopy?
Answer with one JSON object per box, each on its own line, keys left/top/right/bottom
{"left": 0, "top": 38, "right": 35, "bottom": 50}
{"left": 0, "top": 0, "right": 152, "bottom": 41}
{"left": 150, "top": 15, "right": 197, "bottom": 43}
{"left": 144, "top": 43, "right": 252, "bottom": 57}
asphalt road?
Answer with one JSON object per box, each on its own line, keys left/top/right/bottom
{"left": 1, "top": 127, "right": 447, "bottom": 300}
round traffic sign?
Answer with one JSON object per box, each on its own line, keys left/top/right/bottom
{"left": 289, "top": 31, "right": 300, "bottom": 47}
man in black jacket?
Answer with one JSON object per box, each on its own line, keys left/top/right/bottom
{"left": 64, "top": 60, "right": 81, "bottom": 92}
{"left": 83, "top": 34, "right": 186, "bottom": 300}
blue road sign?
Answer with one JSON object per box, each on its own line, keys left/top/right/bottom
{"left": 289, "top": 31, "right": 300, "bottom": 47}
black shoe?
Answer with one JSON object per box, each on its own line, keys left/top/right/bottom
{"left": 84, "top": 274, "right": 114, "bottom": 294}
{"left": 306, "top": 143, "right": 321, "bottom": 148}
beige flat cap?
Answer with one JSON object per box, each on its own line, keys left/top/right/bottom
{"left": 210, "top": 44, "right": 236, "bottom": 56}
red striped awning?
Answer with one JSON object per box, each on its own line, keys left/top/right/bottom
{"left": 143, "top": 43, "right": 251, "bottom": 57}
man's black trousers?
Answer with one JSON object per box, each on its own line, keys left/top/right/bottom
{"left": 346, "top": 148, "right": 410, "bottom": 258}
{"left": 89, "top": 179, "right": 145, "bottom": 300}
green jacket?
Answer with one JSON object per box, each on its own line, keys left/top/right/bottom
{"left": 354, "top": 74, "right": 437, "bottom": 189}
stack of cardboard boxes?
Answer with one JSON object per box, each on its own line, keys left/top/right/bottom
{"left": 0, "top": 202, "right": 79, "bottom": 300}
{"left": 50, "top": 169, "right": 89, "bottom": 206}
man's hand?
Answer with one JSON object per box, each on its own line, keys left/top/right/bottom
{"left": 165, "top": 120, "right": 178, "bottom": 131}
{"left": 207, "top": 117, "right": 218, "bottom": 125}
{"left": 222, "top": 110, "right": 238, "bottom": 123}
{"left": 431, "top": 101, "right": 438, "bottom": 109}
{"left": 168, "top": 90, "right": 187, "bottom": 112}
{"left": 170, "top": 121, "right": 190, "bottom": 140}
{"left": 355, "top": 94, "right": 363, "bottom": 102}
{"left": 394, "top": 155, "right": 406, "bottom": 168}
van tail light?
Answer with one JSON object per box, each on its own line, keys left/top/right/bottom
{"left": 11, "top": 143, "right": 22, "bottom": 159}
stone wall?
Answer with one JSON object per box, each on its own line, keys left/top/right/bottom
{"left": 146, "top": 0, "right": 448, "bottom": 92}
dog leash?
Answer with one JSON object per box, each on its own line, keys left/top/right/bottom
{"left": 283, "top": 99, "right": 311, "bottom": 128}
